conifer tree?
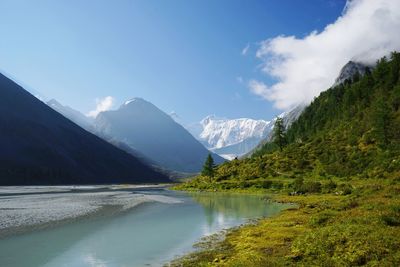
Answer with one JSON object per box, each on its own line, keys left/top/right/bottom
{"left": 273, "top": 117, "right": 287, "bottom": 151}
{"left": 201, "top": 154, "right": 215, "bottom": 178}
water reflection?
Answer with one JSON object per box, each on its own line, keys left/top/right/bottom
{"left": 189, "top": 192, "right": 288, "bottom": 233}
{"left": 0, "top": 190, "right": 289, "bottom": 267}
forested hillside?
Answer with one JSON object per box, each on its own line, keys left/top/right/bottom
{"left": 180, "top": 53, "right": 400, "bottom": 191}
{"left": 173, "top": 54, "right": 400, "bottom": 267}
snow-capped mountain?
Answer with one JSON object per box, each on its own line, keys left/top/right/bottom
{"left": 94, "top": 98, "right": 224, "bottom": 173}
{"left": 187, "top": 116, "right": 275, "bottom": 159}
{"left": 200, "top": 116, "right": 271, "bottom": 148}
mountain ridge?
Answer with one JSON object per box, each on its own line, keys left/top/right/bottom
{"left": 180, "top": 53, "right": 400, "bottom": 187}
{"left": 94, "top": 97, "right": 224, "bottom": 173}
{"left": 0, "top": 73, "right": 169, "bottom": 185}
{"left": 186, "top": 116, "right": 274, "bottom": 159}
{"left": 47, "top": 98, "right": 94, "bottom": 131}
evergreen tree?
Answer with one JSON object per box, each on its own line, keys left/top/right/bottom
{"left": 273, "top": 117, "right": 287, "bottom": 151}
{"left": 202, "top": 154, "right": 215, "bottom": 177}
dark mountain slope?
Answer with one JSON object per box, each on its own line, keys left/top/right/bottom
{"left": 0, "top": 73, "right": 169, "bottom": 185}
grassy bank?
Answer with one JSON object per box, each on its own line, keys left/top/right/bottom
{"left": 170, "top": 177, "right": 400, "bottom": 266}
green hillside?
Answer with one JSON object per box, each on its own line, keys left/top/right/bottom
{"left": 172, "top": 53, "right": 400, "bottom": 266}
{"left": 179, "top": 53, "right": 400, "bottom": 191}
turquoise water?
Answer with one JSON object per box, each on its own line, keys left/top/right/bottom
{"left": 0, "top": 189, "right": 289, "bottom": 267}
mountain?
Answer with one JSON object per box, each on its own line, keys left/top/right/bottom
{"left": 179, "top": 55, "right": 400, "bottom": 186}
{"left": 169, "top": 111, "right": 183, "bottom": 125}
{"left": 0, "top": 73, "right": 169, "bottom": 185}
{"left": 248, "top": 61, "right": 372, "bottom": 157}
{"left": 94, "top": 98, "right": 224, "bottom": 173}
{"left": 280, "top": 104, "right": 306, "bottom": 127}
{"left": 183, "top": 53, "right": 400, "bottom": 184}
{"left": 47, "top": 99, "right": 94, "bottom": 131}
{"left": 46, "top": 98, "right": 217, "bottom": 175}
{"left": 45, "top": 99, "right": 157, "bottom": 164}
{"left": 241, "top": 105, "right": 305, "bottom": 158}
{"left": 187, "top": 116, "right": 274, "bottom": 159}
{"left": 333, "top": 60, "right": 370, "bottom": 86}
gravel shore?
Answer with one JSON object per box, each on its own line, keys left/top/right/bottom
{"left": 0, "top": 185, "right": 179, "bottom": 237}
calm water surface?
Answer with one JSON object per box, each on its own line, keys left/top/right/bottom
{"left": 0, "top": 188, "right": 290, "bottom": 267}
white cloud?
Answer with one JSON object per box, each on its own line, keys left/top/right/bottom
{"left": 87, "top": 96, "right": 114, "bottom": 118}
{"left": 241, "top": 43, "right": 250, "bottom": 55}
{"left": 248, "top": 80, "right": 269, "bottom": 99}
{"left": 250, "top": 0, "right": 400, "bottom": 110}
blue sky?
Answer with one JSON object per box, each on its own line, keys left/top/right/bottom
{"left": 0, "top": 0, "right": 346, "bottom": 123}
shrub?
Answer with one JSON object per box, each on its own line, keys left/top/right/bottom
{"left": 302, "top": 181, "right": 322, "bottom": 193}
{"left": 382, "top": 214, "right": 400, "bottom": 226}
{"left": 259, "top": 180, "right": 273, "bottom": 189}
{"left": 291, "top": 177, "right": 304, "bottom": 192}
{"left": 290, "top": 178, "right": 322, "bottom": 193}
{"left": 239, "top": 181, "right": 252, "bottom": 189}
{"left": 337, "top": 183, "right": 353, "bottom": 195}
{"left": 309, "top": 210, "right": 336, "bottom": 227}
{"left": 272, "top": 181, "right": 284, "bottom": 190}
{"left": 324, "top": 179, "right": 337, "bottom": 191}
{"left": 339, "top": 199, "right": 359, "bottom": 210}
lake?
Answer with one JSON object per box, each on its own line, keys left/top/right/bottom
{"left": 0, "top": 187, "right": 290, "bottom": 267}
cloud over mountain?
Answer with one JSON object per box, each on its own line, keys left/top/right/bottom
{"left": 250, "top": 0, "right": 400, "bottom": 110}
{"left": 87, "top": 96, "right": 115, "bottom": 118}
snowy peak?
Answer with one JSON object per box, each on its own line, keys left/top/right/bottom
{"left": 123, "top": 97, "right": 146, "bottom": 106}
{"left": 115, "top": 97, "right": 174, "bottom": 123}
{"left": 118, "top": 97, "right": 168, "bottom": 118}
{"left": 188, "top": 116, "right": 275, "bottom": 158}
{"left": 121, "top": 97, "right": 153, "bottom": 110}
{"left": 199, "top": 117, "right": 272, "bottom": 149}
{"left": 200, "top": 115, "right": 218, "bottom": 126}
